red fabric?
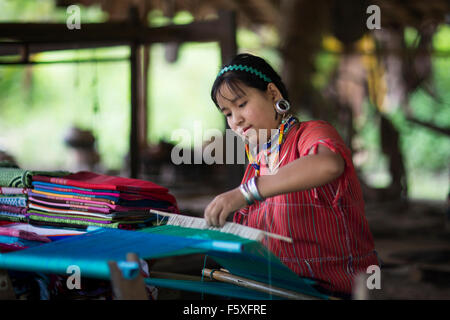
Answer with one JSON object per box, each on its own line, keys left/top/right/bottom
{"left": 234, "top": 120, "right": 379, "bottom": 295}
{"left": 32, "top": 171, "right": 177, "bottom": 207}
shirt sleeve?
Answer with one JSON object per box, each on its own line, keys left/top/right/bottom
{"left": 297, "top": 121, "right": 354, "bottom": 207}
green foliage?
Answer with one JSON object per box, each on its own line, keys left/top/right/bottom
{"left": 0, "top": 0, "right": 106, "bottom": 23}
{"left": 147, "top": 42, "right": 224, "bottom": 146}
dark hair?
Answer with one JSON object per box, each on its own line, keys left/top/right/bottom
{"left": 210, "top": 53, "right": 289, "bottom": 109}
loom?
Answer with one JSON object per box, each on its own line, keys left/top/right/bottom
{"left": 0, "top": 225, "right": 329, "bottom": 300}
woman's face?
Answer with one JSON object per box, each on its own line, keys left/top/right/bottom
{"left": 215, "top": 81, "right": 282, "bottom": 145}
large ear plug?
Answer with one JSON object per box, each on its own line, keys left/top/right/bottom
{"left": 275, "top": 99, "right": 290, "bottom": 114}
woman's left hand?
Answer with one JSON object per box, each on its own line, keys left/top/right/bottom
{"left": 204, "top": 187, "right": 247, "bottom": 227}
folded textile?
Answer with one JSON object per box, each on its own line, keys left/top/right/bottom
{"left": 32, "top": 171, "right": 176, "bottom": 204}
{"left": 0, "top": 235, "right": 49, "bottom": 253}
{"left": 32, "top": 181, "right": 121, "bottom": 197}
{"left": 0, "top": 195, "right": 27, "bottom": 207}
{"left": 2, "top": 223, "right": 86, "bottom": 239}
{"left": 30, "top": 189, "right": 117, "bottom": 204}
{"left": 0, "top": 204, "right": 28, "bottom": 214}
{"left": 0, "top": 227, "right": 51, "bottom": 243}
{"left": 0, "top": 221, "right": 15, "bottom": 226}
{"left": 0, "top": 211, "right": 27, "bottom": 222}
{"left": 29, "top": 196, "right": 112, "bottom": 214}
{"left": 0, "top": 187, "right": 27, "bottom": 195}
{"left": 0, "top": 167, "right": 69, "bottom": 188}
{"left": 30, "top": 188, "right": 119, "bottom": 202}
{"left": 27, "top": 211, "right": 153, "bottom": 230}
{"left": 28, "top": 193, "right": 174, "bottom": 213}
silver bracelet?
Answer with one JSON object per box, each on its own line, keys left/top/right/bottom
{"left": 247, "top": 177, "right": 264, "bottom": 201}
{"left": 239, "top": 183, "right": 254, "bottom": 205}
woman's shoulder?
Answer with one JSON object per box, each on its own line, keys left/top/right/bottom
{"left": 294, "top": 119, "right": 340, "bottom": 140}
{"left": 299, "top": 119, "right": 334, "bottom": 130}
{"left": 290, "top": 119, "right": 346, "bottom": 153}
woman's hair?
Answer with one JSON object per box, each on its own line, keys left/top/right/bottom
{"left": 211, "top": 53, "right": 289, "bottom": 109}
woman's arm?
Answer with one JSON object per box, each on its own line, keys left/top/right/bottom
{"left": 256, "top": 144, "right": 345, "bottom": 198}
{"left": 204, "top": 144, "right": 345, "bottom": 227}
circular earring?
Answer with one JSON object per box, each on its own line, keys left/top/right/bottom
{"left": 275, "top": 99, "right": 290, "bottom": 114}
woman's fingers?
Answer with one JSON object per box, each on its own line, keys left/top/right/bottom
{"left": 205, "top": 197, "right": 228, "bottom": 227}
{"left": 204, "top": 188, "right": 247, "bottom": 228}
{"left": 204, "top": 200, "right": 217, "bottom": 226}
{"left": 218, "top": 208, "right": 229, "bottom": 228}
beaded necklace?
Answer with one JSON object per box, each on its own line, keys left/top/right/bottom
{"left": 245, "top": 115, "right": 298, "bottom": 176}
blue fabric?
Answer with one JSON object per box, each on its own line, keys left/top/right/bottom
{"left": 0, "top": 196, "right": 27, "bottom": 207}
{"left": 32, "top": 181, "right": 120, "bottom": 194}
{"left": 32, "top": 188, "right": 119, "bottom": 201}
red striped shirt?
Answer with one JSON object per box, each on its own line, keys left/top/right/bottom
{"left": 234, "top": 120, "right": 379, "bottom": 295}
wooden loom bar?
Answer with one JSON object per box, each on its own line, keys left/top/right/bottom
{"left": 202, "top": 268, "right": 320, "bottom": 300}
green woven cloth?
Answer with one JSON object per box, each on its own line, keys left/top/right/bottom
{"left": 0, "top": 167, "right": 70, "bottom": 188}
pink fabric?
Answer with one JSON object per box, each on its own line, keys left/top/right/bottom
{"left": 29, "top": 196, "right": 111, "bottom": 214}
{"left": 0, "top": 187, "right": 27, "bottom": 195}
{"left": 29, "top": 194, "right": 168, "bottom": 213}
{"left": 0, "top": 227, "right": 51, "bottom": 243}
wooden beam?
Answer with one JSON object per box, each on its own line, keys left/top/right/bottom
{"left": 0, "top": 19, "right": 230, "bottom": 45}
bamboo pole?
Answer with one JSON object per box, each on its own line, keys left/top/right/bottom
{"left": 202, "top": 268, "right": 321, "bottom": 300}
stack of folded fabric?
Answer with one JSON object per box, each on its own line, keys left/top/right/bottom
{"left": 0, "top": 165, "right": 69, "bottom": 225}
{"left": 0, "top": 186, "right": 28, "bottom": 224}
{"left": 26, "top": 171, "right": 179, "bottom": 230}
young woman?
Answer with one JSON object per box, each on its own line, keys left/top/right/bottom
{"left": 204, "top": 53, "right": 379, "bottom": 298}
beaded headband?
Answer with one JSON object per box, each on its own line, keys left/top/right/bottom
{"left": 217, "top": 64, "right": 272, "bottom": 83}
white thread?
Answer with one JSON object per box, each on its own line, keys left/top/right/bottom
{"left": 150, "top": 210, "right": 293, "bottom": 243}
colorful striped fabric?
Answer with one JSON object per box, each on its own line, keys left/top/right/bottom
{"left": 0, "top": 211, "right": 27, "bottom": 222}
{"left": 0, "top": 195, "right": 27, "bottom": 207}
{"left": 0, "top": 205, "right": 27, "bottom": 214}
{"left": 234, "top": 120, "right": 379, "bottom": 296}
{"left": 0, "top": 187, "right": 28, "bottom": 195}
{"left": 32, "top": 171, "right": 176, "bottom": 203}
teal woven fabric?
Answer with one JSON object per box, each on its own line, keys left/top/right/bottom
{"left": 0, "top": 227, "right": 328, "bottom": 300}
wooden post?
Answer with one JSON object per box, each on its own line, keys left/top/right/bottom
{"left": 129, "top": 7, "right": 142, "bottom": 179}
{"left": 108, "top": 253, "right": 148, "bottom": 300}
{"left": 217, "top": 10, "right": 243, "bottom": 190}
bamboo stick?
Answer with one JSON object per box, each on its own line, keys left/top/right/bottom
{"left": 202, "top": 268, "right": 320, "bottom": 300}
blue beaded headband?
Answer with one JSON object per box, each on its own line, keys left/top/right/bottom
{"left": 217, "top": 64, "right": 272, "bottom": 83}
